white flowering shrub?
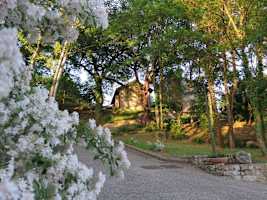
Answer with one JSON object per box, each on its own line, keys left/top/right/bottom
{"left": 0, "top": 1, "right": 129, "bottom": 200}
{"left": 147, "top": 140, "right": 165, "bottom": 152}
{"left": 1, "top": 0, "right": 108, "bottom": 43}
{"left": 153, "top": 140, "right": 165, "bottom": 152}
{"left": 81, "top": 119, "right": 131, "bottom": 178}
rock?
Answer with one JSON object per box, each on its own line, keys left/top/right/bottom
{"left": 234, "top": 151, "right": 252, "bottom": 164}
{"left": 240, "top": 164, "right": 253, "bottom": 171}
{"left": 205, "top": 157, "right": 229, "bottom": 165}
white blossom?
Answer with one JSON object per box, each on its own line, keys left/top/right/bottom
{"left": 25, "top": 2, "right": 46, "bottom": 21}
{"left": 89, "top": 119, "right": 97, "bottom": 129}
{"left": 87, "top": 120, "right": 131, "bottom": 178}
{"left": 0, "top": 28, "right": 26, "bottom": 100}
{"left": 103, "top": 128, "right": 114, "bottom": 145}
{"left": 94, "top": 171, "right": 106, "bottom": 195}
{"left": 115, "top": 141, "right": 131, "bottom": 171}
{"left": 0, "top": 1, "right": 129, "bottom": 200}
{"left": 0, "top": 158, "right": 14, "bottom": 181}
{"left": 0, "top": 103, "right": 10, "bottom": 124}
{"left": 0, "top": 180, "right": 20, "bottom": 200}
{"left": 89, "top": 0, "right": 109, "bottom": 29}
{"left": 0, "top": 0, "right": 17, "bottom": 22}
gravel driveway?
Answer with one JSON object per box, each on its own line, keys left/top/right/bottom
{"left": 76, "top": 147, "right": 267, "bottom": 200}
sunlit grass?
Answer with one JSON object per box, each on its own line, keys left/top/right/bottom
{"left": 119, "top": 133, "right": 267, "bottom": 163}
{"left": 109, "top": 111, "right": 142, "bottom": 122}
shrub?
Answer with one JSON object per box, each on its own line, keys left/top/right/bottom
{"left": 166, "top": 120, "right": 187, "bottom": 140}
{"left": 147, "top": 140, "right": 165, "bottom": 152}
{"left": 0, "top": 2, "right": 128, "bottom": 200}
{"left": 180, "top": 115, "right": 191, "bottom": 124}
{"left": 192, "top": 137, "right": 205, "bottom": 144}
{"left": 129, "top": 137, "right": 138, "bottom": 145}
{"left": 144, "top": 122, "right": 159, "bottom": 132}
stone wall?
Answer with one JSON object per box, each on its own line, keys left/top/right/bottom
{"left": 112, "top": 81, "right": 145, "bottom": 112}
{"left": 191, "top": 156, "right": 267, "bottom": 183}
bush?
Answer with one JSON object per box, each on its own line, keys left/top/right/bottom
{"left": 192, "top": 137, "right": 205, "bottom": 144}
{"left": 180, "top": 115, "right": 191, "bottom": 124}
{"left": 147, "top": 140, "right": 165, "bottom": 152}
{"left": 166, "top": 120, "right": 187, "bottom": 140}
{"left": 129, "top": 137, "right": 138, "bottom": 145}
{"left": 144, "top": 122, "right": 159, "bottom": 132}
{"left": 235, "top": 138, "right": 246, "bottom": 148}
{"left": 0, "top": 2, "right": 129, "bottom": 199}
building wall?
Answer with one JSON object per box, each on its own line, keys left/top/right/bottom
{"left": 113, "top": 82, "right": 145, "bottom": 112}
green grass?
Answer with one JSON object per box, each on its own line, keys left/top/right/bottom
{"left": 125, "top": 138, "right": 154, "bottom": 151}
{"left": 107, "top": 111, "right": 142, "bottom": 123}
{"left": 119, "top": 133, "right": 267, "bottom": 163}
{"left": 165, "top": 142, "right": 266, "bottom": 162}
{"left": 105, "top": 110, "right": 267, "bottom": 163}
{"left": 112, "top": 124, "right": 145, "bottom": 136}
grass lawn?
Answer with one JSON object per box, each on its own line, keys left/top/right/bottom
{"left": 117, "top": 133, "right": 267, "bottom": 163}
{"left": 104, "top": 111, "right": 267, "bottom": 163}
{"left": 103, "top": 111, "right": 142, "bottom": 123}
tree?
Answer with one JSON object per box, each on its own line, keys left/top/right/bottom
{"left": 113, "top": 0, "right": 193, "bottom": 130}
{"left": 69, "top": 27, "right": 132, "bottom": 120}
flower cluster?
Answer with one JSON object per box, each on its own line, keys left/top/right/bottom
{"left": 1, "top": 0, "right": 108, "bottom": 44}
{"left": 0, "top": 1, "right": 129, "bottom": 200}
{"left": 89, "top": 0, "right": 109, "bottom": 29}
{"left": 86, "top": 119, "right": 131, "bottom": 178}
{"left": 0, "top": 28, "right": 29, "bottom": 100}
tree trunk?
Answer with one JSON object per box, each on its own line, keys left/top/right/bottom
{"left": 210, "top": 80, "right": 223, "bottom": 148}
{"left": 241, "top": 48, "right": 267, "bottom": 155}
{"left": 49, "top": 41, "right": 69, "bottom": 98}
{"left": 231, "top": 49, "right": 238, "bottom": 122}
{"left": 223, "top": 52, "right": 235, "bottom": 148}
{"left": 255, "top": 105, "right": 267, "bottom": 155}
{"left": 152, "top": 65, "right": 160, "bottom": 129}
{"left": 159, "top": 60, "right": 164, "bottom": 130}
{"left": 134, "top": 66, "right": 140, "bottom": 83}
{"left": 94, "top": 75, "right": 104, "bottom": 122}
{"left": 207, "top": 80, "right": 217, "bottom": 155}
{"left": 255, "top": 48, "right": 267, "bottom": 146}
{"left": 144, "top": 74, "right": 151, "bottom": 112}
{"left": 62, "top": 90, "right": 66, "bottom": 105}
{"left": 154, "top": 90, "right": 160, "bottom": 129}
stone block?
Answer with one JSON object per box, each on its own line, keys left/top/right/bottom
{"left": 240, "top": 164, "right": 254, "bottom": 171}
{"left": 225, "top": 164, "right": 240, "bottom": 171}
{"left": 234, "top": 151, "right": 252, "bottom": 164}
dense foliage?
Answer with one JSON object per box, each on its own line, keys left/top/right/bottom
{"left": 28, "top": 0, "right": 267, "bottom": 155}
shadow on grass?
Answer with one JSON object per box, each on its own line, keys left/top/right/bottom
{"left": 112, "top": 124, "right": 145, "bottom": 136}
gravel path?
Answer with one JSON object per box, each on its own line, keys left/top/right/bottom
{"left": 76, "top": 147, "right": 267, "bottom": 200}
